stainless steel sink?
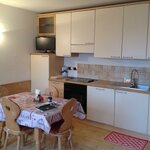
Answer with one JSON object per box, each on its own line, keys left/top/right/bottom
{"left": 111, "top": 82, "right": 150, "bottom": 91}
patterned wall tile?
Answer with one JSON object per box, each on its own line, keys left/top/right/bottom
{"left": 77, "top": 64, "right": 150, "bottom": 85}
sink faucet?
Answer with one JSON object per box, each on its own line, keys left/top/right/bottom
{"left": 130, "top": 69, "right": 139, "bottom": 88}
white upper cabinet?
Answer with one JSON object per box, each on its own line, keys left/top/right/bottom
{"left": 122, "top": 4, "right": 149, "bottom": 59}
{"left": 56, "top": 13, "right": 71, "bottom": 56}
{"left": 147, "top": 5, "right": 150, "bottom": 60}
{"left": 71, "top": 10, "right": 95, "bottom": 53}
{"left": 94, "top": 7, "right": 123, "bottom": 58}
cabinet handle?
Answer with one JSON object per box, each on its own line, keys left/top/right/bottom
{"left": 116, "top": 91, "right": 127, "bottom": 94}
{"left": 96, "top": 88, "right": 105, "bottom": 91}
{"left": 122, "top": 56, "right": 133, "bottom": 59}
{"left": 71, "top": 43, "right": 94, "bottom": 45}
{"left": 41, "top": 55, "right": 48, "bottom": 57}
{"left": 110, "top": 56, "right": 121, "bottom": 59}
{"left": 71, "top": 43, "right": 85, "bottom": 45}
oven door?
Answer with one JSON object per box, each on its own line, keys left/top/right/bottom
{"left": 64, "top": 83, "right": 87, "bottom": 113}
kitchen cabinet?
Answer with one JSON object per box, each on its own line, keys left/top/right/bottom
{"left": 122, "top": 3, "right": 149, "bottom": 59}
{"left": 94, "top": 7, "right": 123, "bottom": 58}
{"left": 147, "top": 95, "right": 150, "bottom": 135}
{"left": 56, "top": 13, "right": 71, "bottom": 57}
{"left": 37, "top": 13, "right": 55, "bottom": 36}
{"left": 31, "top": 54, "right": 63, "bottom": 93}
{"left": 87, "top": 86, "right": 114, "bottom": 125}
{"left": 147, "top": 7, "right": 150, "bottom": 60}
{"left": 49, "top": 80, "right": 64, "bottom": 98}
{"left": 115, "top": 90, "right": 149, "bottom": 134}
{"left": 71, "top": 10, "right": 95, "bottom": 53}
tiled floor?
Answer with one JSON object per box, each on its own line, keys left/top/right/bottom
{"left": 1, "top": 118, "right": 150, "bottom": 150}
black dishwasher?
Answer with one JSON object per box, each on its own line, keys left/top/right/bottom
{"left": 64, "top": 83, "right": 87, "bottom": 113}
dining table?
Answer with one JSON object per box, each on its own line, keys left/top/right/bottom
{"left": 0, "top": 92, "right": 86, "bottom": 150}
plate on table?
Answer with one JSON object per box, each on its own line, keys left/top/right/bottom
{"left": 36, "top": 103, "right": 57, "bottom": 111}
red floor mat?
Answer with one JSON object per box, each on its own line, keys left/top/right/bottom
{"left": 104, "top": 131, "right": 148, "bottom": 150}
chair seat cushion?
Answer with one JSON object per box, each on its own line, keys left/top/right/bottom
{"left": 50, "top": 119, "right": 64, "bottom": 134}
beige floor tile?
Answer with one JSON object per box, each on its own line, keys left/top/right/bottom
{"left": 1, "top": 118, "right": 150, "bottom": 150}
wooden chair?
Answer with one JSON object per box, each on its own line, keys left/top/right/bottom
{"left": 1, "top": 98, "right": 32, "bottom": 150}
{"left": 49, "top": 85, "right": 59, "bottom": 97}
{"left": 0, "top": 86, "right": 9, "bottom": 147}
{"left": 47, "top": 98, "right": 77, "bottom": 150}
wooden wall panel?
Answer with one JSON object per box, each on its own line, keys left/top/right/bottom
{"left": 0, "top": 80, "right": 31, "bottom": 95}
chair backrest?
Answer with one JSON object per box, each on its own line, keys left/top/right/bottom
{"left": 49, "top": 85, "right": 59, "bottom": 97}
{"left": 59, "top": 98, "right": 76, "bottom": 132}
{"left": 0, "top": 86, "right": 9, "bottom": 98}
{"left": 2, "top": 98, "right": 21, "bottom": 131}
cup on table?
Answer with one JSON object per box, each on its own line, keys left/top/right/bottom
{"left": 48, "top": 96, "right": 52, "bottom": 102}
{"left": 34, "top": 89, "right": 41, "bottom": 101}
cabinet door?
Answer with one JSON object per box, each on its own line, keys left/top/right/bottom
{"left": 87, "top": 86, "right": 114, "bottom": 125}
{"left": 147, "top": 95, "right": 150, "bottom": 135}
{"left": 94, "top": 7, "right": 123, "bottom": 58}
{"left": 31, "top": 55, "right": 49, "bottom": 94}
{"left": 122, "top": 4, "right": 149, "bottom": 59}
{"left": 37, "top": 14, "right": 55, "bottom": 36}
{"left": 115, "top": 90, "right": 149, "bottom": 134}
{"left": 56, "top": 13, "right": 71, "bottom": 57}
{"left": 71, "top": 10, "right": 95, "bottom": 53}
{"left": 147, "top": 8, "right": 150, "bottom": 60}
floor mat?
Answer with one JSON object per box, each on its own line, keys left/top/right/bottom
{"left": 104, "top": 131, "right": 148, "bottom": 150}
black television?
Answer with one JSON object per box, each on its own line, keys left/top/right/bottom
{"left": 35, "top": 36, "right": 55, "bottom": 53}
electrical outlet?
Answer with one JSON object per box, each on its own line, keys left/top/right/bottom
{"left": 73, "top": 67, "right": 77, "bottom": 70}
{"left": 68, "top": 67, "right": 71, "bottom": 70}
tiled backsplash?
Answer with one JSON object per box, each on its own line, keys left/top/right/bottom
{"left": 77, "top": 64, "right": 150, "bottom": 85}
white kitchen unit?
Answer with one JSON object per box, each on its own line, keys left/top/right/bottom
{"left": 147, "top": 7, "right": 150, "bottom": 60}
{"left": 31, "top": 54, "right": 49, "bottom": 94}
{"left": 87, "top": 86, "right": 115, "bottom": 125}
{"left": 71, "top": 10, "right": 95, "bottom": 53}
{"left": 122, "top": 3, "right": 149, "bottom": 59}
{"left": 94, "top": 7, "right": 123, "bottom": 58}
{"left": 31, "top": 54, "right": 63, "bottom": 94}
{"left": 115, "top": 90, "right": 149, "bottom": 134}
{"left": 56, "top": 13, "right": 71, "bottom": 57}
{"left": 147, "top": 95, "right": 150, "bottom": 135}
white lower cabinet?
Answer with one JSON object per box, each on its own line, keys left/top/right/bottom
{"left": 87, "top": 86, "right": 115, "bottom": 125}
{"left": 115, "top": 90, "right": 149, "bottom": 134}
{"left": 148, "top": 97, "right": 150, "bottom": 135}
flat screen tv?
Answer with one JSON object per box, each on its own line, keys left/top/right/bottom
{"left": 35, "top": 36, "right": 55, "bottom": 53}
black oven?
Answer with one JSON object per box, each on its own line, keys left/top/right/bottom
{"left": 64, "top": 83, "right": 87, "bottom": 113}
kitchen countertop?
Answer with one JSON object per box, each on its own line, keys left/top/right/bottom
{"left": 49, "top": 76, "right": 150, "bottom": 94}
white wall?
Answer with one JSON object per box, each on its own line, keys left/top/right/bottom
{"left": 0, "top": 4, "right": 36, "bottom": 84}
{"left": 64, "top": 53, "right": 150, "bottom": 77}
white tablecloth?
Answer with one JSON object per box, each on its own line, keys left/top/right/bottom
{"left": 0, "top": 92, "right": 85, "bottom": 134}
